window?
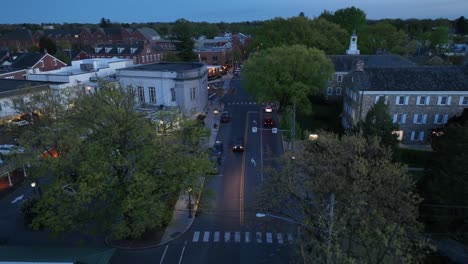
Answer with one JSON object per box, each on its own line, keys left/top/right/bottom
{"left": 0, "top": 102, "right": 2, "bottom": 111}
{"left": 142, "top": 56, "right": 145, "bottom": 63}
{"left": 410, "top": 131, "right": 425, "bottom": 141}
{"left": 327, "top": 87, "right": 333, "bottom": 96}
{"left": 190, "top": 87, "right": 196, "bottom": 100}
{"left": 149, "top": 87, "right": 156, "bottom": 103}
{"left": 337, "top": 74, "right": 343, "bottom": 82}
{"left": 459, "top": 96, "right": 468, "bottom": 105}
{"left": 433, "top": 114, "right": 448, "bottom": 124}
{"left": 128, "top": 88, "right": 136, "bottom": 100}
{"left": 416, "top": 96, "right": 430, "bottom": 105}
{"left": 336, "top": 87, "right": 342, "bottom": 95}
{"left": 395, "top": 96, "right": 408, "bottom": 105}
{"left": 54, "top": 59, "right": 57, "bottom": 66}
{"left": 137, "top": 86, "right": 145, "bottom": 102}
{"left": 212, "top": 56, "right": 218, "bottom": 61}
{"left": 413, "top": 114, "right": 427, "bottom": 124}
{"left": 375, "top": 95, "right": 388, "bottom": 104}
{"left": 171, "top": 88, "right": 176, "bottom": 101}
{"left": 201, "top": 56, "right": 207, "bottom": 61}
{"left": 437, "top": 96, "right": 451, "bottom": 105}
{"left": 352, "top": 92, "right": 357, "bottom": 101}
{"left": 392, "top": 113, "right": 407, "bottom": 124}
{"left": 40, "top": 60, "right": 44, "bottom": 67}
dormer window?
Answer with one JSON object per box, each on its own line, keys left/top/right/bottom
{"left": 337, "top": 74, "right": 343, "bottom": 82}
{"left": 117, "top": 47, "right": 124, "bottom": 54}
{"left": 95, "top": 47, "right": 103, "bottom": 53}
{"left": 130, "top": 48, "right": 138, "bottom": 54}
{"left": 105, "top": 47, "right": 112, "bottom": 53}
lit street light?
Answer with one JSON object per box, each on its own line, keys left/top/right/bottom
{"left": 30, "top": 180, "right": 42, "bottom": 197}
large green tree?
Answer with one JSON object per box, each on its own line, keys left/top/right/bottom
{"left": 13, "top": 82, "right": 211, "bottom": 239}
{"left": 320, "top": 6, "right": 367, "bottom": 34}
{"left": 39, "top": 36, "right": 57, "bottom": 55}
{"left": 454, "top": 16, "right": 467, "bottom": 35}
{"left": 242, "top": 45, "right": 334, "bottom": 114}
{"left": 172, "top": 19, "right": 198, "bottom": 62}
{"left": 258, "top": 132, "right": 427, "bottom": 263}
{"left": 360, "top": 99, "right": 399, "bottom": 150}
{"left": 359, "top": 22, "right": 409, "bottom": 55}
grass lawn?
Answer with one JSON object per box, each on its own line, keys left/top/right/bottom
{"left": 297, "top": 98, "right": 344, "bottom": 135}
{"left": 396, "top": 148, "right": 433, "bottom": 168}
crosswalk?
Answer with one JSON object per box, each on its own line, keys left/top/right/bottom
{"left": 226, "top": 101, "right": 257, "bottom": 105}
{"left": 191, "top": 231, "right": 295, "bottom": 244}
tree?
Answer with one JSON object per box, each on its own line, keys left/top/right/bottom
{"left": 258, "top": 132, "right": 428, "bottom": 263}
{"left": 172, "top": 19, "right": 197, "bottom": 62}
{"left": 242, "top": 45, "right": 334, "bottom": 114}
{"left": 330, "top": 6, "right": 367, "bottom": 34}
{"left": 99, "top": 18, "right": 112, "bottom": 28}
{"left": 454, "top": 16, "right": 467, "bottom": 35}
{"left": 360, "top": 99, "right": 399, "bottom": 150}
{"left": 429, "top": 26, "right": 449, "bottom": 49}
{"left": 13, "top": 82, "right": 211, "bottom": 239}
{"left": 422, "top": 123, "right": 468, "bottom": 237}
{"left": 38, "top": 36, "right": 57, "bottom": 55}
{"left": 359, "top": 22, "right": 409, "bottom": 55}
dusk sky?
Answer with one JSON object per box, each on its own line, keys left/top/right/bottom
{"left": 2, "top": 0, "right": 467, "bottom": 24}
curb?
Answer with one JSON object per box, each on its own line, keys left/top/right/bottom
{"left": 106, "top": 178, "right": 206, "bottom": 250}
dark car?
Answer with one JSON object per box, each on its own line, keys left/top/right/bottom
{"left": 212, "top": 141, "right": 223, "bottom": 156}
{"left": 220, "top": 111, "right": 230, "bottom": 123}
{"left": 263, "top": 118, "right": 274, "bottom": 128}
{"left": 232, "top": 137, "right": 245, "bottom": 152}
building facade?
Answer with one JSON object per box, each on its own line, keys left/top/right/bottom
{"left": 342, "top": 64, "right": 468, "bottom": 144}
{"left": 116, "top": 62, "right": 208, "bottom": 116}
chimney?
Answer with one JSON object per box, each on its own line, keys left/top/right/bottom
{"left": 354, "top": 60, "right": 364, "bottom": 71}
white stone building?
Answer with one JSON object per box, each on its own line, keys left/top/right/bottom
{"left": 116, "top": 62, "right": 208, "bottom": 116}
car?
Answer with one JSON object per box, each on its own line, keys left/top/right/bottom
{"left": 232, "top": 137, "right": 245, "bottom": 152}
{"left": 263, "top": 118, "right": 274, "bottom": 128}
{"left": 220, "top": 111, "right": 230, "bottom": 123}
{"left": 212, "top": 141, "right": 223, "bottom": 156}
{"left": 0, "top": 144, "right": 25, "bottom": 156}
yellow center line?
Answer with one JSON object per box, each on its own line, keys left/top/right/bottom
{"left": 240, "top": 112, "right": 250, "bottom": 225}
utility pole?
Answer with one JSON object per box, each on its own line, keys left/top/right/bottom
{"left": 327, "top": 192, "right": 335, "bottom": 264}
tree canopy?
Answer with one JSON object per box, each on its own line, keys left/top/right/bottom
{"left": 12, "top": 82, "right": 211, "bottom": 239}
{"left": 38, "top": 36, "right": 57, "bottom": 55}
{"left": 359, "top": 22, "right": 410, "bottom": 55}
{"left": 360, "top": 99, "right": 399, "bottom": 150}
{"left": 242, "top": 45, "right": 334, "bottom": 114}
{"left": 259, "top": 132, "right": 427, "bottom": 263}
{"left": 171, "top": 19, "right": 198, "bottom": 62}
{"left": 328, "top": 6, "right": 367, "bottom": 34}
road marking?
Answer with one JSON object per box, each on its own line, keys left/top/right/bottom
{"left": 266, "top": 233, "right": 273, "bottom": 244}
{"left": 277, "top": 233, "right": 284, "bottom": 244}
{"left": 240, "top": 113, "right": 250, "bottom": 225}
{"left": 250, "top": 158, "right": 256, "bottom": 167}
{"left": 235, "top": 232, "right": 240, "bottom": 242}
{"left": 214, "top": 231, "right": 220, "bottom": 242}
{"left": 159, "top": 245, "right": 169, "bottom": 264}
{"left": 203, "top": 231, "right": 210, "bottom": 242}
{"left": 225, "top": 232, "right": 231, "bottom": 242}
{"left": 256, "top": 232, "right": 262, "bottom": 243}
{"left": 192, "top": 231, "right": 200, "bottom": 242}
{"left": 11, "top": 194, "right": 24, "bottom": 204}
{"left": 178, "top": 241, "right": 187, "bottom": 264}
{"left": 288, "top": 233, "right": 294, "bottom": 242}
{"left": 245, "top": 232, "right": 250, "bottom": 243}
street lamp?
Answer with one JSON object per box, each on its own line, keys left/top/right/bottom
{"left": 30, "top": 180, "right": 42, "bottom": 197}
{"left": 187, "top": 187, "right": 193, "bottom": 218}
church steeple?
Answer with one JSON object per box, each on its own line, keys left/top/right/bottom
{"left": 346, "top": 30, "right": 360, "bottom": 55}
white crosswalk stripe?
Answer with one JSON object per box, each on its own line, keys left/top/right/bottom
{"left": 235, "top": 232, "right": 240, "bottom": 242}
{"left": 193, "top": 231, "right": 200, "bottom": 242}
{"left": 245, "top": 232, "right": 251, "bottom": 243}
{"left": 227, "top": 102, "right": 257, "bottom": 105}
{"left": 203, "top": 231, "right": 210, "bottom": 242}
{"left": 266, "top": 232, "right": 273, "bottom": 244}
{"left": 277, "top": 233, "right": 284, "bottom": 244}
{"left": 256, "top": 232, "right": 262, "bottom": 243}
{"left": 191, "top": 231, "right": 295, "bottom": 244}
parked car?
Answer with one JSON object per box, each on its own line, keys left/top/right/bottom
{"left": 220, "top": 111, "right": 230, "bottom": 123}
{"left": 263, "top": 118, "right": 274, "bottom": 128}
{"left": 232, "top": 137, "right": 245, "bottom": 152}
{"left": 0, "top": 144, "right": 25, "bottom": 156}
{"left": 212, "top": 141, "right": 223, "bottom": 156}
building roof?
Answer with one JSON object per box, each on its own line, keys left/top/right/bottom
{"left": 43, "top": 28, "right": 83, "bottom": 38}
{"left": 122, "top": 62, "right": 205, "bottom": 72}
{"left": 135, "top": 27, "right": 160, "bottom": 40}
{"left": 0, "top": 79, "right": 59, "bottom": 96}
{"left": 350, "top": 66, "right": 468, "bottom": 92}
{"left": 328, "top": 54, "right": 417, "bottom": 72}
{"left": 0, "top": 29, "right": 33, "bottom": 41}
{"left": 90, "top": 44, "right": 144, "bottom": 56}
{"left": 9, "top": 52, "right": 45, "bottom": 68}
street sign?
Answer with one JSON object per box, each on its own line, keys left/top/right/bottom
{"left": 252, "top": 127, "right": 257, "bottom": 133}
{"left": 272, "top": 128, "right": 278, "bottom": 134}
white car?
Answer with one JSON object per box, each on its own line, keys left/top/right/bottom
{"left": 0, "top": 144, "right": 25, "bottom": 155}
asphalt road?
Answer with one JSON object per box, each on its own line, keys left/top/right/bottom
{"left": 111, "top": 77, "right": 298, "bottom": 263}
